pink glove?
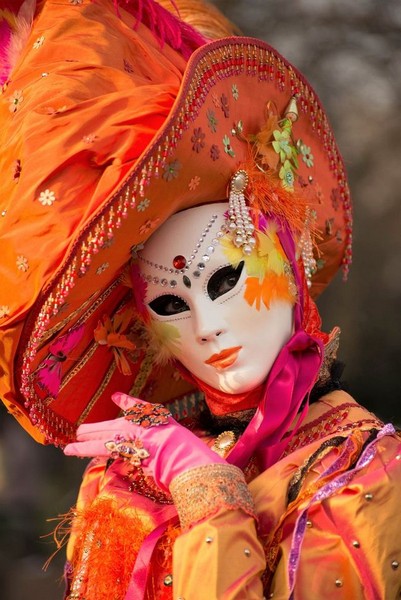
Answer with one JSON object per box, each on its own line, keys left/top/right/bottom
{"left": 64, "top": 392, "right": 225, "bottom": 492}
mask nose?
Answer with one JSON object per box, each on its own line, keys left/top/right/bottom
{"left": 198, "top": 329, "right": 224, "bottom": 343}
{"left": 193, "top": 300, "right": 226, "bottom": 344}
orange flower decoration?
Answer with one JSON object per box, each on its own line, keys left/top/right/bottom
{"left": 244, "top": 273, "right": 296, "bottom": 311}
{"left": 124, "top": 402, "right": 171, "bottom": 427}
{"left": 94, "top": 308, "right": 136, "bottom": 375}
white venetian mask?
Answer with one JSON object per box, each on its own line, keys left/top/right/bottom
{"left": 136, "top": 203, "right": 294, "bottom": 394}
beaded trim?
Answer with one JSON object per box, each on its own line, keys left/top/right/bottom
{"left": 169, "top": 463, "right": 255, "bottom": 530}
{"left": 282, "top": 402, "right": 384, "bottom": 457}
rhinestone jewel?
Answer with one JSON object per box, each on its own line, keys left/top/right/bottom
{"left": 173, "top": 255, "right": 186, "bottom": 269}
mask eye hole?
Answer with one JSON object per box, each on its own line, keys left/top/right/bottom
{"left": 207, "top": 261, "right": 244, "bottom": 301}
{"left": 148, "top": 295, "right": 190, "bottom": 316}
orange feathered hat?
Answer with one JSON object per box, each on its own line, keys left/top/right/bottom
{"left": 0, "top": 0, "right": 351, "bottom": 444}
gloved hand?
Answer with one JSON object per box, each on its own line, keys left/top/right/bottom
{"left": 64, "top": 392, "right": 225, "bottom": 492}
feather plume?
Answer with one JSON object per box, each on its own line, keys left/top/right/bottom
{"left": 104, "top": 0, "right": 207, "bottom": 58}
{"left": 0, "top": 0, "right": 36, "bottom": 85}
{"left": 240, "top": 154, "right": 309, "bottom": 237}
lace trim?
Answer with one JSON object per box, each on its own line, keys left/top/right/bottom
{"left": 169, "top": 464, "right": 255, "bottom": 530}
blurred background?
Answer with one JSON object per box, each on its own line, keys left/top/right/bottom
{"left": 0, "top": 0, "right": 400, "bottom": 598}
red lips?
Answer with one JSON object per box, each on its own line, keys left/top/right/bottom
{"left": 204, "top": 346, "right": 242, "bottom": 370}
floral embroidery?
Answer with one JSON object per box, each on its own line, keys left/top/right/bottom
{"left": 222, "top": 134, "right": 235, "bottom": 158}
{"left": 0, "top": 305, "right": 10, "bottom": 319}
{"left": 220, "top": 93, "right": 230, "bottom": 118}
{"left": 82, "top": 133, "right": 97, "bottom": 144}
{"left": 137, "top": 198, "right": 150, "bottom": 212}
{"left": 123, "top": 58, "right": 134, "bottom": 73}
{"left": 331, "top": 188, "right": 341, "bottom": 211}
{"left": 8, "top": 90, "right": 23, "bottom": 113}
{"left": 38, "top": 189, "right": 56, "bottom": 206}
{"left": 162, "top": 160, "right": 181, "bottom": 182}
{"left": 139, "top": 218, "right": 160, "bottom": 236}
{"left": 96, "top": 262, "right": 109, "bottom": 275}
{"left": 33, "top": 36, "right": 45, "bottom": 49}
{"left": 12, "top": 159, "right": 21, "bottom": 181}
{"left": 206, "top": 109, "right": 218, "bottom": 133}
{"left": 191, "top": 127, "right": 205, "bottom": 153}
{"left": 298, "top": 141, "right": 314, "bottom": 167}
{"left": 16, "top": 255, "right": 29, "bottom": 272}
{"left": 211, "top": 92, "right": 220, "bottom": 108}
{"left": 188, "top": 176, "right": 200, "bottom": 191}
{"left": 231, "top": 84, "right": 239, "bottom": 100}
{"left": 210, "top": 144, "right": 220, "bottom": 161}
{"left": 94, "top": 309, "right": 136, "bottom": 375}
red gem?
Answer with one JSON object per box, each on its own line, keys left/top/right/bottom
{"left": 173, "top": 255, "right": 186, "bottom": 269}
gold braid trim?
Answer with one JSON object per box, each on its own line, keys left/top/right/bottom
{"left": 169, "top": 464, "right": 256, "bottom": 531}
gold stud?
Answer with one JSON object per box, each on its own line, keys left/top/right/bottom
{"left": 164, "top": 574, "right": 173, "bottom": 586}
{"left": 306, "top": 520, "right": 313, "bottom": 528}
{"left": 364, "top": 493, "right": 373, "bottom": 501}
{"left": 205, "top": 536, "right": 213, "bottom": 544}
{"left": 352, "top": 540, "right": 360, "bottom": 548}
{"left": 335, "top": 579, "right": 343, "bottom": 587}
{"left": 391, "top": 560, "right": 399, "bottom": 570}
{"left": 211, "top": 431, "right": 237, "bottom": 457}
{"left": 396, "top": 454, "right": 401, "bottom": 460}
{"left": 244, "top": 548, "right": 251, "bottom": 557}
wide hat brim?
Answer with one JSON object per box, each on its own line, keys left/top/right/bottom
{"left": 1, "top": 34, "right": 351, "bottom": 445}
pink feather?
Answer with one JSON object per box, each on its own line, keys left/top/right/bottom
{"left": 105, "top": 0, "right": 207, "bottom": 59}
{"left": 0, "top": 0, "right": 36, "bottom": 85}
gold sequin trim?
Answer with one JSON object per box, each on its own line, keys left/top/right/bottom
{"left": 170, "top": 464, "right": 255, "bottom": 530}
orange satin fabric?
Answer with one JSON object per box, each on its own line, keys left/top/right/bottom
{"left": 0, "top": 0, "right": 186, "bottom": 433}
{"left": 65, "top": 391, "right": 401, "bottom": 599}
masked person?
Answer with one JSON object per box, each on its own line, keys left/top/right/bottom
{"left": 0, "top": 1, "right": 400, "bottom": 599}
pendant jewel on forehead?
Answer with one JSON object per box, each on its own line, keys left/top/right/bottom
{"left": 225, "top": 169, "right": 256, "bottom": 256}
{"left": 137, "top": 214, "right": 220, "bottom": 285}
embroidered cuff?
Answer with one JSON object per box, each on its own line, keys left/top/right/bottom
{"left": 169, "top": 463, "right": 256, "bottom": 530}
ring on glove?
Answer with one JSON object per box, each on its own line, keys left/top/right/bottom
{"left": 123, "top": 402, "right": 171, "bottom": 428}
{"left": 105, "top": 436, "right": 150, "bottom": 467}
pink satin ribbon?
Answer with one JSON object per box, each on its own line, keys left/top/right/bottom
{"left": 124, "top": 507, "right": 178, "bottom": 600}
{"left": 227, "top": 328, "right": 323, "bottom": 470}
